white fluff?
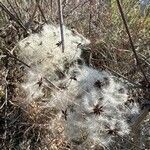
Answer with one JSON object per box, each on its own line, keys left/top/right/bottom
{"left": 19, "top": 24, "right": 90, "bottom": 75}
{"left": 18, "top": 24, "right": 139, "bottom": 148}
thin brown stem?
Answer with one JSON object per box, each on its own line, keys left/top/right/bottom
{"left": 131, "top": 107, "right": 149, "bottom": 132}
{"left": 103, "top": 65, "right": 144, "bottom": 89}
{"left": 116, "top": 0, "right": 149, "bottom": 83}
{"left": 0, "top": 2, "right": 28, "bottom": 34}
{"left": 116, "top": 134, "right": 142, "bottom": 150}
{"left": 25, "top": 3, "right": 38, "bottom": 28}
{"left": 7, "top": 0, "right": 24, "bottom": 27}
{"left": 36, "top": 0, "right": 47, "bottom": 23}
{"left": 64, "top": 0, "right": 89, "bottom": 19}
{"left": 0, "top": 46, "right": 60, "bottom": 91}
{"left": 58, "top": 0, "right": 65, "bottom": 53}
{"left": 0, "top": 46, "right": 31, "bottom": 68}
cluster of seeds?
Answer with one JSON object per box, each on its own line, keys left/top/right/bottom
{"left": 18, "top": 24, "right": 139, "bottom": 148}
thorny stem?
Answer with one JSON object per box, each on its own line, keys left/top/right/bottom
{"left": 58, "top": 0, "right": 65, "bottom": 53}
{"left": 116, "top": 0, "right": 149, "bottom": 84}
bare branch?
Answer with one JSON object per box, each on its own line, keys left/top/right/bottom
{"left": 36, "top": 0, "right": 47, "bottom": 23}
{"left": 0, "top": 46, "right": 60, "bottom": 90}
{"left": 58, "top": 0, "right": 65, "bottom": 53}
{"left": 0, "top": 46, "right": 31, "bottom": 68}
{"left": 116, "top": 0, "right": 149, "bottom": 83}
{"left": 64, "top": 0, "right": 89, "bottom": 19}
{"left": 103, "top": 65, "right": 144, "bottom": 89}
{"left": 25, "top": 3, "right": 38, "bottom": 28}
{"left": 131, "top": 107, "right": 149, "bottom": 132}
{"left": 0, "top": 2, "right": 28, "bottom": 34}
{"left": 7, "top": 0, "right": 24, "bottom": 28}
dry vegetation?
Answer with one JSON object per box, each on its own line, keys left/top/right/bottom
{"left": 0, "top": 0, "right": 150, "bottom": 150}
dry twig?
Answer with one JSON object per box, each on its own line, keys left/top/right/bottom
{"left": 58, "top": 0, "right": 65, "bottom": 53}
{"left": 116, "top": 0, "right": 149, "bottom": 84}
{"left": 36, "top": 0, "right": 47, "bottom": 23}
{"left": 0, "top": 2, "right": 28, "bottom": 34}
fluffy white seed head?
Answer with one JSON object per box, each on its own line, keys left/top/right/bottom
{"left": 22, "top": 71, "right": 44, "bottom": 101}
{"left": 18, "top": 24, "right": 139, "bottom": 148}
{"left": 18, "top": 24, "right": 90, "bottom": 75}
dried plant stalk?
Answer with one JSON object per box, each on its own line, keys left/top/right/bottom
{"left": 58, "top": 0, "right": 65, "bottom": 53}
